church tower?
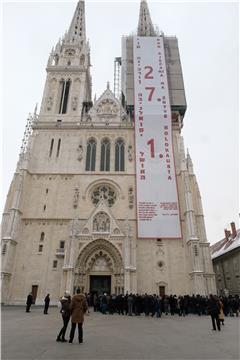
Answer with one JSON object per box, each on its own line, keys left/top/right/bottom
{"left": 41, "top": 0, "right": 92, "bottom": 121}
{"left": 1, "top": 0, "right": 216, "bottom": 305}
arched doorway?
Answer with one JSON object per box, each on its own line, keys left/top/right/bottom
{"left": 74, "top": 239, "right": 124, "bottom": 295}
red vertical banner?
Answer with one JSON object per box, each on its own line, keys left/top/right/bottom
{"left": 133, "top": 36, "right": 181, "bottom": 238}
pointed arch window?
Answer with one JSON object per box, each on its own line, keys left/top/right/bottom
{"left": 56, "top": 139, "right": 61, "bottom": 157}
{"left": 115, "top": 138, "right": 125, "bottom": 171}
{"left": 49, "top": 139, "right": 54, "bottom": 157}
{"left": 85, "top": 138, "right": 96, "bottom": 171}
{"left": 59, "top": 79, "right": 71, "bottom": 114}
{"left": 100, "top": 139, "right": 110, "bottom": 171}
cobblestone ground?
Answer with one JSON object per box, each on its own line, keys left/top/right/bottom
{"left": 1, "top": 306, "right": 240, "bottom": 360}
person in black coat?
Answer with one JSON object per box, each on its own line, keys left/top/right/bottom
{"left": 26, "top": 292, "right": 33, "bottom": 313}
{"left": 208, "top": 294, "right": 221, "bottom": 331}
{"left": 143, "top": 294, "right": 150, "bottom": 316}
{"left": 44, "top": 294, "right": 50, "bottom": 314}
{"left": 56, "top": 292, "right": 71, "bottom": 342}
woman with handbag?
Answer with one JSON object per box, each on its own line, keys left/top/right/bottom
{"left": 56, "top": 292, "right": 71, "bottom": 342}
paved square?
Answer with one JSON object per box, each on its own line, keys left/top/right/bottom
{"left": 1, "top": 306, "right": 240, "bottom": 359}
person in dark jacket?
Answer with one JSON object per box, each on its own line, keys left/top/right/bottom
{"left": 26, "top": 292, "right": 33, "bottom": 313}
{"left": 44, "top": 294, "right": 50, "bottom": 314}
{"left": 127, "top": 294, "right": 134, "bottom": 316}
{"left": 69, "top": 289, "right": 88, "bottom": 344}
{"left": 56, "top": 292, "right": 71, "bottom": 342}
{"left": 208, "top": 294, "right": 221, "bottom": 331}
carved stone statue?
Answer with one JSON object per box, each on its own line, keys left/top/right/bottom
{"left": 128, "top": 187, "right": 134, "bottom": 209}
{"left": 47, "top": 96, "right": 53, "bottom": 111}
{"left": 93, "top": 218, "right": 98, "bottom": 232}
{"left": 106, "top": 218, "right": 110, "bottom": 232}
{"left": 80, "top": 55, "right": 85, "bottom": 65}
{"left": 73, "top": 188, "right": 79, "bottom": 208}
{"left": 97, "top": 99, "right": 118, "bottom": 116}
{"left": 72, "top": 96, "right": 78, "bottom": 111}
{"left": 92, "top": 212, "right": 110, "bottom": 233}
{"left": 77, "top": 142, "right": 83, "bottom": 161}
{"left": 54, "top": 54, "right": 59, "bottom": 65}
{"left": 128, "top": 145, "right": 133, "bottom": 162}
{"left": 121, "top": 114, "right": 127, "bottom": 122}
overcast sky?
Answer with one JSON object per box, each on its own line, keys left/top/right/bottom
{"left": 1, "top": 0, "right": 239, "bottom": 244}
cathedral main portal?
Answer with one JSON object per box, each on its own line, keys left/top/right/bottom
{"left": 74, "top": 239, "right": 124, "bottom": 295}
{"left": 90, "top": 275, "right": 111, "bottom": 295}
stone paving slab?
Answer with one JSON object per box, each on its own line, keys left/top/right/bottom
{"left": 1, "top": 306, "right": 240, "bottom": 360}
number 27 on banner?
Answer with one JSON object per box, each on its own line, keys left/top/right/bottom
{"left": 144, "top": 65, "right": 160, "bottom": 102}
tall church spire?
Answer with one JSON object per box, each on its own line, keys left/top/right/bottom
{"left": 137, "top": 0, "right": 156, "bottom": 36}
{"left": 41, "top": 0, "right": 92, "bottom": 118}
{"left": 65, "top": 1, "right": 86, "bottom": 44}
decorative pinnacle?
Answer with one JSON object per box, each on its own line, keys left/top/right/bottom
{"left": 34, "top": 103, "right": 38, "bottom": 115}
{"left": 137, "top": 0, "right": 156, "bottom": 36}
{"left": 186, "top": 149, "right": 194, "bottom": 174}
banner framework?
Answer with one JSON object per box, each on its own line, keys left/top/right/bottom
{"left": 133, "top": 36, "right": 181, "bottom": 239}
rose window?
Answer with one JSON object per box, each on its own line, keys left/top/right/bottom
{"left": 91, "top": 185, "right": 116, "bottom": 207}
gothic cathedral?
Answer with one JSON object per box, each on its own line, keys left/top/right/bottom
{"left": 1, "top": 1, "right": 216, "bottom": 304}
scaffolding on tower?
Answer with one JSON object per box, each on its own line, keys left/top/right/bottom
{"left": 114, "top": 57, "right": 122, "bottom": 99}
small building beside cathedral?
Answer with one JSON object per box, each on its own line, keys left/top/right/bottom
{"left": 211, "top": 222, "right": 240, "bottom": 296}
{"left": 1, "top": 0, "right": 216, "bottom": 305}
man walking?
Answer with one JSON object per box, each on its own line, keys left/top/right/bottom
{"left": 44, "top": 294, "right": 50, "bottom": 314}
{"left": 26, "top": 292, "right": 33, "bottom": 313}
{"left": 69, "top": 289, "right": 88, "bottom": 344}
{"left": 208, "top": 294, "right": 221, "bottom": 331}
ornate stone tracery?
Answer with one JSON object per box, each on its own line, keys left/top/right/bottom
{"left": 87, "top": 252, "right": 113, "bottom": 272}
{"left": 93, "top": 212, "right": 110, "bottom": 233}
{"left": 91, "top": 256, "right": 110, "bottom": 272}
{"left": 64, "top": 48, "right": 76, "bottom": 56}
{"left": 91, "top": 185, "right": 116, "bottom": 207}
{"left": 74, "top": 239, "right": 124, "bottom": 294}
{"left": 97, "top": 99, "right": 118, "bottom": 117}
{"left": 76, "top": 239, "right": 123, "bottom": 271}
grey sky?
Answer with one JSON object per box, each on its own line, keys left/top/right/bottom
{"left": 1, "top": 0, "right": 239, "bottom": 244}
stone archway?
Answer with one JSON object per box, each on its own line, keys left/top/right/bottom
{"left": 74, "top": 239, "right": 124, "bottom": 295}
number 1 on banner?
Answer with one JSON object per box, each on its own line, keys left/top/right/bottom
{"left": 147, "top": 138, "right": 155, "bottom": 158}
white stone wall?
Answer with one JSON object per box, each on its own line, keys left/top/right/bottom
{"left": 8, "top": 220, "right": 68, "bottom": 304}
{"left": 2, "top": 114, "right": 217, "bottom": 303}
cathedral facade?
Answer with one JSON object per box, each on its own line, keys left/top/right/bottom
{"left": 1, "top": 0, "right": 216, "bottom": 305}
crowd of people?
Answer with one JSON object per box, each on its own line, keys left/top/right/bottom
{"left": 25, "top": 291, "right": 240, "bottom": 343}
{"left": 86, "top": 293, "right": 240, "bottom": 319}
